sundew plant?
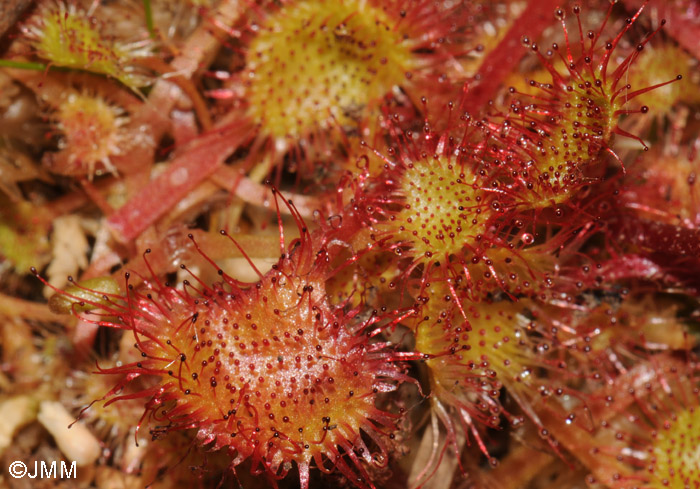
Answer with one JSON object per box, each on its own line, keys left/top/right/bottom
{"left": 0, "top": 1, "right": 699, "bottom": 489}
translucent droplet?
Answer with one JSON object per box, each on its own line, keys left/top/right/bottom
{"left": 520, "top": 233, "right": 534, "bottom": 245}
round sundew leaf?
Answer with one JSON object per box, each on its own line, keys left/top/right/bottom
{"left": 649, "top": 406, "right": 700, "bottom": 488}
{"left": 244, "top": 0, "right": 411, "bottom": 140}
{"left": 49, "top": 92, "right": 127, "bottom": 178}
{"left": 22, "top": 1, "right": 152, "bottom": 89}
{"left": 66, "top": 226, "right": 406, "bottom": 488}
{"left": 393, "top": 157, "right": 490, "bottom": 260}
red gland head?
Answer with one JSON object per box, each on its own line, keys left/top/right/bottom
{"left": 593, "top": 356, "right": 700, "bottom": 489}
{"left": 407, "top": 281, "right": 603, "bottom": 479}
{"left": 486, "top": 3, "right": 680, "bottom": 209}
{"left": 544, "top": 295, "right": 695, "bottom": 385}
{"left": 43, "top": 207, "right": 408, "bottom": 489}
{"left": 219, "top": 0, "right": 472, "bottom": 174}
{"left": 45, "top": 92, "right": 127, "bottom": 179}
{"left": 20, "top": 0, "right": 152, "bottom": 89}
{"left": 340, "top": 119, "right": 567, "bottom": 301}
{"left": 243, "top": 0, "right": 412, "bottom": 142}
{"left": 346, "top": 122, "right": 508, "bottom": 284}
{"left": 621, "top": 142, "right": 700, "bottom": 229}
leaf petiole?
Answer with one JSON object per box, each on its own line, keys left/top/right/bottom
{"left": 0, "top": 59, "right": 47, "bottom": 71}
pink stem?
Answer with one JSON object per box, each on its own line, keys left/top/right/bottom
{"left": 460, "top": 0, "right": 563, "bottom": 112}
{"left": 106, "top": 122, "right": 253, "bottom": 243}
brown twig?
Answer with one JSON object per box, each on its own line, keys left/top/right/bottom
{"left": 0, "top": 292, "right": 70, "bottom": 324}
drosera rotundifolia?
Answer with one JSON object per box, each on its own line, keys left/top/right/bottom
{"left": 1, "top": 1, "right": 699, "bottom": 488}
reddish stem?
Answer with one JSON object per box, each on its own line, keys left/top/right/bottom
{"left": 106, "top": 122, "right": 253, "bottom": 243}
{"left": 80, "top": 179, "right": 115, "bottom": 215}
{"left": 460, "top": 0, "right": 562, "bottom": 112}
{"left": 109, "top": 0, "right": 244, "bottom": 176}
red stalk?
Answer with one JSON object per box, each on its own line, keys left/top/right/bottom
{"left": 106, "top": 122, "right": 253, "bottom": 243}
{"left": 622, "top": 0, "right": 700, "bottom": 59}
{"left": 460, "top": 0, "right": 562, "bottom": 112}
